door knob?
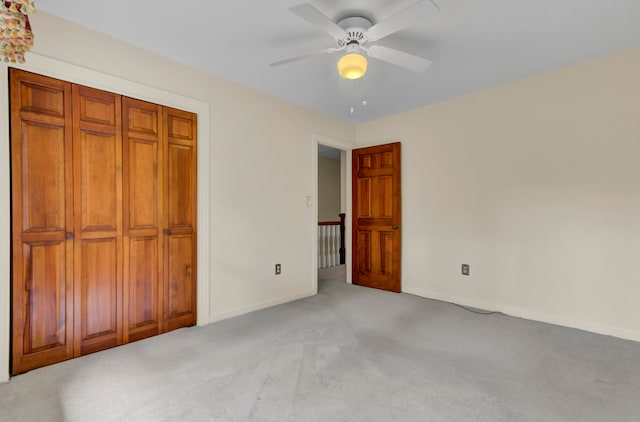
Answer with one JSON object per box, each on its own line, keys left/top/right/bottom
{"left": 392, "top": 225, "right": 398, "bottom": 230}
{"left": 66, "top": 232, "right": 74, "bottom": 239}
{"left": 163, "top": 229, "right": 171, "bottom": 235}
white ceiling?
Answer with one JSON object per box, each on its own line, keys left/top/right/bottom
{"left": 38, "top": 0, "right": 640, "bottom": 124}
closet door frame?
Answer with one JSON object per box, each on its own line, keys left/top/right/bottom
{"left": 0, "top": 55, "right": 211, "bottom": 382}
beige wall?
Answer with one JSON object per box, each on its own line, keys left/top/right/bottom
{"left": 0, "top": 13, "right": 355, "bottom": 381}
{"left": 318, "top": 157, "right": 341, "bottom": 221}
{"left": 357, "top": 47, "right": 640, "bottom": 341}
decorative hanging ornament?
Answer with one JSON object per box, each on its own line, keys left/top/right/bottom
{"left": 1, "top": 0, "right": 36, "bottom": 63}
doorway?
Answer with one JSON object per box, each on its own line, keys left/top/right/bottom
{"left": 312, "top": 134, "right": 353, "bottom": 294}
{"left": 311, "top": 137, "right": 402, "bottom": 295}
{"left": 317, "top": 144, "right": 347, "bottom": 287}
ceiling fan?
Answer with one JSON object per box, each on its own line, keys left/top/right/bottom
{"left": 270, "top": 0, "right": 439, "bottom": 80}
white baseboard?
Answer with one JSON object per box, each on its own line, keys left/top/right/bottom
{"left": 404, "top": 287, "right": 640, "bottom": 343}
{"left": 209, "top": 290, "right": 316, "bottom": 323}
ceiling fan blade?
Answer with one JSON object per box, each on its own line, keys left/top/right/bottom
{"left": 270, "top": 47, "right": 341, "bottom": 67}
{"left": 366, "top": 0, "right": 440, "bottom": 41}
{"left": 289, "top": 3, "right": 347, "bottom": 39}
{"left": 367, "top": 45, "right": 432, "bottom": 72}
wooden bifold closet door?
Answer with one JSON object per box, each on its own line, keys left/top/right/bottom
{"left": 10, "top": 69, "right": 197, "bottom": 375}
{"left": 122, "top": 98, "right": 164, "bottom": 343}
{"left": 10, "top": 71, "right": 74, "bottom": 373}
{"left": 72, "top": 84, "right": 124, "bottom": 356}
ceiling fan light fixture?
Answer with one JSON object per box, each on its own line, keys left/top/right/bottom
{"left": 337, "top": 53, "right": 367, "bottom": 80}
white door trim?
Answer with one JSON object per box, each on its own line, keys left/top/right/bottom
{"left": 0, "top": 54, "right": 212, "bottom": 382}
{"left": 312, "top": 133, "right": 356, "bottom": 294}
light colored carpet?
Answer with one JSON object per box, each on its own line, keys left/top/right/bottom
{"left": 1, "top": 269, "right": 639, "bottom": 421}
{"left": 317, "top": 264, "right": 346, "bottom": 282}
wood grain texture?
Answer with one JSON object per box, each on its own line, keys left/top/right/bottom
{"left": 11, "top": 72, "right": 197, "bottom": 374}
{"left": 72, "top": 85, "right": 123, "bottom": 356}
{"left": 10, "top": 69, "right": 74, "bottom": 374}
{"left": 163, "top": 107, "right": 197, "bottom": 332}
{"left": 352, "top": 142, "right": 402, "bottom": 293}
{"left": 122, "top": 97, "right": 163, "bottom": 342}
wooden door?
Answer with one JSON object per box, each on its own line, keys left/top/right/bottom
{"left": 122, "top": 98, "right": 164, "bottom": 342}
{"left": 10, "top": 70, "right": 198, "bottom": 374}
{"left": 72, "top": 85, "right": 124, "bottom": 355}
{"left": 10, "top": 70, "right": 74, "bottom": 374}
{"left": 163, "top": 107, "right": 197, "bottom": 331}
{"left": 352, "top": 142, "right": 401, "bottom": 293}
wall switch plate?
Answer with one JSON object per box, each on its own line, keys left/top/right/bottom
{"left": 306, "top": 196, "right": 312, "bottom": 208}
{"left": 461, "top": 264, "right": 470, "bottom": 276}
{"left": 275, "top": 263, "right": 281, "bottom": 275}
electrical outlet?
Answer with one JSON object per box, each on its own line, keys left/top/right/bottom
{"left": 461, "top": 264, "right": 470, "bottom": 276}
{"left": 275, "top": 263, "right": 281, "bottom": 275}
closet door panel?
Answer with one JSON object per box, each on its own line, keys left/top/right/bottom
{"left": 167, "top": 144, "right": 193, "bottom": 228}
{"left": 129, "top": 237, "right": 159, "bottom": 329}
{"left": 123, "top": 98, "right": 163, "bottom": 342}
{"left": 78, "top": 238, "right": 119, "bottom": 354}
{"left": 20, "top": 122, "right": 66, "bottom": 232}
{"left": 10, "top": 69, "right": 74, "bottom": 375}
{"left": 73, "top": 85, "right": 123, "bottom": 356}
{"left": 129, "top": 140, "right": 158, "bottom": 229}
{"left": 17, "top": 79, "right": 66, "bottom": 117}
{"left": 79, "top": 131, "right": 118, "bottom": 231}
{"left": 21, "top": 240, "right": 67, "bottom": 353}
{"left": 163, "top": 108, "right": 197, "bottom": 331}
{"left": 77, "top": 92, "right": 116, "bottom": 126}
{"left": 167, "top": 235, "right": 193, "bottom": 320}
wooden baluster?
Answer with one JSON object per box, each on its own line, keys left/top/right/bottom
{"left": 323, "top": 225, "right": 328, "bottom": 269}
{"left": 336, "top": 225, "right": 340, "bottom": 266}
{"left": 339, "top": 213, "right": 346, "bottom": 265}
{"left": 321, "top": 225, "right": 327, "bottom": 269}
{"left": 329, "top": 226, "right": 337, "bottom": 267}
{"left": 324, "top": 225, "right": 328, "bottom": 269}
{"left": 319, "top": 225, "right": 324, "bottom": 269}
{"left": 318, "top": 227, "right": 322, "bottom": 269}
{"left": 325, "top": 225, "right": 330, "bottom": 269}
{"left": 327, "top": 225, "right": 332, "bottom": 268}
{"left": 328, "top": 227, "right": 332, "bottom": 268}
{"left": 325, "top": 225, "right": 330, "bottom": 268}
